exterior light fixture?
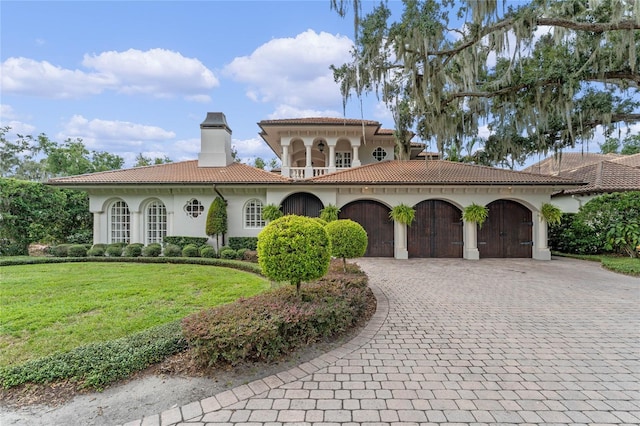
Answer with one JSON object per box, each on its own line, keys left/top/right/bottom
{"left": 317, "top": 141, "right": 325, "bottom": 153}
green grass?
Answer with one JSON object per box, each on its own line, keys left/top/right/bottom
{"left": 0, "top": 263, "right": 270, "bottom": 367}
{"left": 554, "top": 252, "right": 640, "bottom": 277}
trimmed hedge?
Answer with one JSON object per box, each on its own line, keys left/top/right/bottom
{"left": 142, "top": 243, "right": 162, "bottom": 257}
{"left": 51, "top": 244, "right": 73, "bottom": 257}
{"left": 228, "top": 237, "right": 258, "bottom": 251}
{"left": 163, "top": 244, "right": 182, "bottom": 257}
{"left": 0, "top": 321, "right": 186, "bottom": 390}
{"left": 182, "top": 244, "right": 200, "bottom": 257}
{"left": 200, "top": 246, "right": 216, "bottom": 258}
{"left": 124, "top": 243, "right": 144, "bottom": 258}
{"left": 182, "top": 278, "right": 373, "bottom": 367}
{"left": 163, "top": 236, "right": 208, "bottom": 249}
{"left": 68, "top": 244, "right": 88, "bottom": 257}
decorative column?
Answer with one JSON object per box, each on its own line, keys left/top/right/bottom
{"left": 304, "top": 138, "right": 313, "bottom": 178}
{"left": 394, "top": 221, "right": 408, "bottom": 259}
{"left": 463, "top": 220, "right": 480, "bottom": 260}
{"left": 92, "top": 211, "right": 102, "bottom": 245}
{"left": 130, "top": 210, "right": 142, "bottom": 244}
{"left": 352, "top": 140, "right": 361, "bottom": 167}
{"left": 281, "top": 144, "right": 290, "bottom": 177}
{"left": 533, "top": 212, "right": 551, "bottom": 260}
{"left": 327, "top": 137, "right": 337, "bottom": 173}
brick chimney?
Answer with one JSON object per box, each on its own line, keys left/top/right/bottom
{"left": 198, "top": 112, "right": 233, "bottom": 167}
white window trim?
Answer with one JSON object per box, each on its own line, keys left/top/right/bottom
{"left": 244, "top": 199, "right": 266, "bottom": 229}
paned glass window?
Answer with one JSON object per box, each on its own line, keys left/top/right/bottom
{"left": 373, "top": 147, "right": 387, "bottom": 161}
{"left": 109, "top": 200, "right": 130, "bottom": 244}
{"left": 335, "top": 152, "right": 352, "bottom": 168}
{"left": 146, "top": 200, "right": 167, "bottom": 244}
{"left": 245, "top": 199, "right": 265, "bottom": 228}
{"left": 184, "top": 199, "right": 204, "bottom": 218}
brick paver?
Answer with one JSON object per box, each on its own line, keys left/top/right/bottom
{"left": 120, "top": 257, "right": 639, "bottom": 425}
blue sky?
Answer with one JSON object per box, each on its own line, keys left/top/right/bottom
{"left": 1, "top": 1, "right": 636, "bottom": 170}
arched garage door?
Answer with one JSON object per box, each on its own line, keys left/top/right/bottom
{"left": 281, "top": 192, "right": 323, "bottom": 217}
{"left": 478, "top": 200, "right": 532, "bottom": 258}
{"left": 339, "top": 200, "right": 394, "bottom": 257}
{"left": 408, "top": 200, "right": 463, "bottom": 258}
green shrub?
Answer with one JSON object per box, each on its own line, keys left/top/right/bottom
{"left": 0, "top": 239, "right": 27, "bottom": 256}
{"left": 142, "top": 243, "right": 162, "bottom": 257}
{"left": 87, "top": 246, "right": 105, "bottom": 257}
{"left": 220, "top": 248, "right": 237, "bottom": 259}
{"left": 325, "top": 219, "right": 368, "bottom": 271}
{"left": 105, "top": 245, "right": 123, "bottom": 257}
{"left": 182, "top": 244, "right": 200, "bottom": 257}
{"left": 257, "top": 215, "right": 331, "bottom": 294}
{"left": 163, "top": 236, "right": 208, "bottom": 249}
{"left": 67, "top": 244, "right": 88, "bottom": 257}
{"left": 92, "top": 244, "right": 107, "bottom": 250}
{"left": 51, "top": 244, "right": 73, "bottom": 257}
{"left": 163, "top": 244, "right": 182, "bottom": 257}
{"left": 236, "top": 248, "right": 248, "bottom": 260}
{"left": 319, "top": 204, "right": 340, "bottom": 222}
{"left": 200, "top": 246, "right": 216, "bottom": 258}
{"left": 123, "top": 243, "right": 143, "bottom": 257}
{"left": 0, "top": 321, "right": 186, "bottom": 390}
{"left": 182, "top": 278, "right": 373, "bottom": 367}
{"left": 228, "top": 237, "right": 258, "bottom": 251}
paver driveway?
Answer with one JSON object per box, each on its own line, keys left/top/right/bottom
{"left": 124, "top": 257, "right": 639, "bottom": 426}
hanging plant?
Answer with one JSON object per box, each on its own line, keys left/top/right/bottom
{"left": 389, "top": 203, "right": 415, "bottom": 226}
{"left": 463, "top": 203, "right": 489, "bottom": 228}
{"left": 319, "top": 204, "right": 340, "bottom": 222}
{"left": 540, "top": 202, "right": 562, "bottom": 225}
{"left": 262, "top": 203, "right": 283, "bottom": 222}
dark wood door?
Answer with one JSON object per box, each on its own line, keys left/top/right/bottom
{"left": 477, "top": 200, "right": 532, "bottom": 258}
{"left": 281, "top": 192, "right": 323, "bottom": 217}
{"left": 408, "top": 200, "right": 463, "bottom": 258}
{"left": 339, "top": 200, "right": 394, "bottom": 257}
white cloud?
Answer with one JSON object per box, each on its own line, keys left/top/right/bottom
{"left": 224, "top": 30, "right": 353, "bottom": 111}
{"left": 58, "top": 115, "right": 175, "bottom": 151}
{"left": 268, "top": 105, "right": 344, "bottom": 120}
{"left": 0, "top": 105, "right": 36, "bottom": 134}
{"left": 1, "top": 48, "right": 218, "bottom": 101}
{"left": 233, "top": 137, "right": 279, "bottom": 162}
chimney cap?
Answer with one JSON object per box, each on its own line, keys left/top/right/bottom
{"left": 200, "top": 112, "right": 231, "bottom": 133}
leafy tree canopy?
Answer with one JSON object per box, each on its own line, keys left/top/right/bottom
{"left": 1, "top": 127, "right": 124, "bottom": 180}
{"left": 600, "top": 133, "right": 640, "bottom": 154}
{"left": 331, "top": 0, "right": 639, "bottom": 167}
{"left": 133, "top": 153, "right": 172, "bottom": 167}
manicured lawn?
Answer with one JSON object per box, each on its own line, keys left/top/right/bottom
{"left": 0, "top": 263, "right": 270, "bottom": 367}
{"left": 554, "top": 253, "right": 640, "bottom": 277}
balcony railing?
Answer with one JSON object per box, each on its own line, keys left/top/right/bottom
{"left": 287, "top": 167, "right": 332, "bottom": 179}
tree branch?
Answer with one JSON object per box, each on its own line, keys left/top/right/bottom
{"left": 538, "top": 18, "right": 640, "bottom": 33}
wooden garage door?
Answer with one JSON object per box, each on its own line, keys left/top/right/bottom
{"left": 281, "top": 192, "right": 323, "bottom": 217}
{"left": 477, "top": 200, "right": 532, "bottom": 258}
{"left": 339, "top": 200, "right": 394, "bottom": 257}
{"left": 408, "top": 200, "right": 463, "bottom": 258}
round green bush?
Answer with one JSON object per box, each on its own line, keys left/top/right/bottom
{"left": 220, "top": 248, "right": 237, "bottom": 259}
{"left": 182, "top": 244, "right": 200, "bottom": 257}
{"left": 236, "top": 248, "right": 248, "bottom": 260}
{"left": 200, "top": 246, "right": 216, "bottom": 258}
{"left": 325, "top": 219, "right": 368, "bottom": 270}
{"left": 105, "top": 245, "right": 123, "bottom": 257}
{"left": 67, "top": 244, "right": 88, "bottom": 257}
{"left": 257, "top": 215, "right": 331, "bottom": 293}
{"left": 163, "top": 243, "right": 182, "bottom": 257}
{"left": 142, "top": 243, "right": 162, "bottom": 257}
{"left": 51, "top": 244, "right": 72, "bottom": 257}
{"left": 124, "top": 243, "right": 143, "bottom": 257}
{"left": 87, "top": 246, "right": 105, "bottom": 257}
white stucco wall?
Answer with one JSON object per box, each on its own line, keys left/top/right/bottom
{"left": 87, "top": 184, "right": 555, "bottom": 260}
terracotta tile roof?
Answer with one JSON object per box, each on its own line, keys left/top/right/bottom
{"left": 522, "top": 152, "right": 621, "bottom": 175}
{"left": 611, "top": 153, "right": 640, "bottom": 168}
{"left": 258, "top": 117, "right": 380, "bottom": 127}
{"left": 308, "top": 160, "right": 584, "bottom": 185}
{"left": 557, "top": 161, "right": 640, "bottom": 195}
{"left": 47, "top": 161, "right": 292, "bottom": 185}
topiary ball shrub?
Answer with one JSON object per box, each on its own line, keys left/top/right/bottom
{"left": 325, "top": 219, "right": 368, "bottom": 272}
{"left": 235, "top": 248, "right": 247, "bottom": 260}
{"left": 219, "top": 248, "right": 237, "bottom": 259}
{"left": 51, "top": 244, "right": 72, "bottom": 257}
{"left": 163, "top": 243, "right": 182, "bottom": 257}
{"left": 124, "top": 243, "right": 143, "bottom": 257}
{"left": 182, "top": 244, "right": 200, "bottom": 257}
{"left": 142, "top": 243, "right": 162, "bottom": 257}
{"left": 67, "top": 244, "right": 88, "bottom": 257}
{"left": 257, "top": 215, "right": 331, "bottom": 294}
{"left": 105, "top": 245, "right": 123, "bottom": 257}
{"left": 87, "top": 246, "right": 105, "bottom": 257}
{"left": 200, "top": 246, "right": 216, "bottom": 258}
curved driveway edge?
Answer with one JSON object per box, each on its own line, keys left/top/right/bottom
{"left": 122, "top": 257, "right": 639, "bottom": 426}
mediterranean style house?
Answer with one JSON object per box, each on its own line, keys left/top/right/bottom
{"left": 523, "top": 152, "right": 640, "bottom": 213}
{"left": 48, "top": 112, "right": 585, "bottom": 260}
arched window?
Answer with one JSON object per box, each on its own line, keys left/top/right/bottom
{"left": 146, "top": 200, "right": 167, "bottom": 244}
{"left": 244, "top": 199, "right": 265, "bottom": 228}
{"left": 109, "top": 200, "right": 130, "bottom": 244}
